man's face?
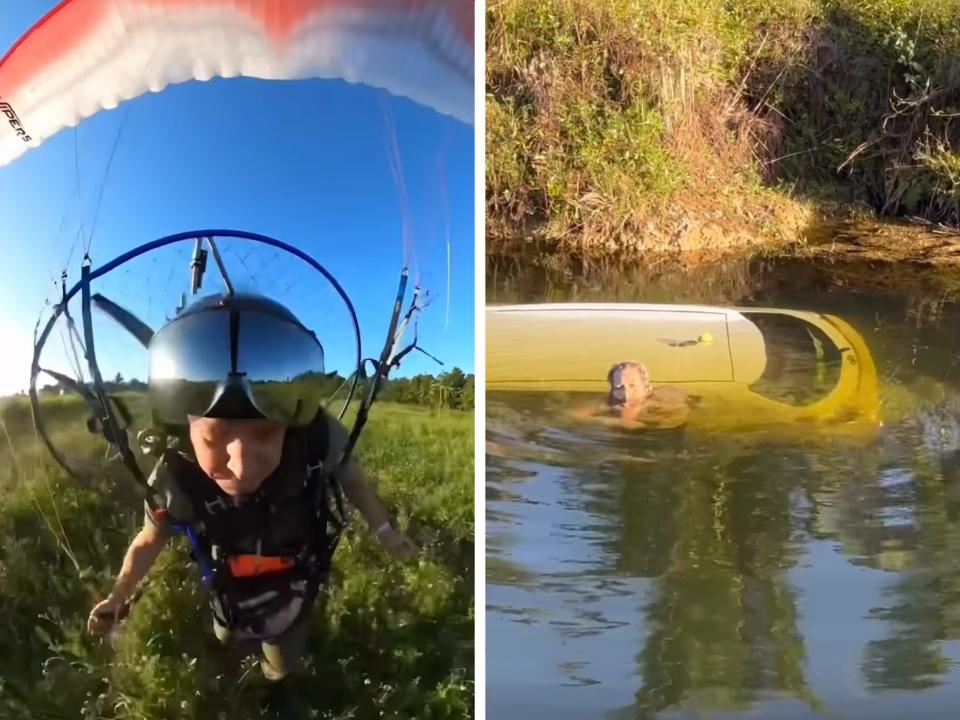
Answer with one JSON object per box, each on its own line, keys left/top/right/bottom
{"left": 187, "top": 416, "right": 286, "bottom": 496}
{"left": 607, "top": 362, "right": 653, "bottom": 407}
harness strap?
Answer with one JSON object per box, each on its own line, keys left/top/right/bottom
{"left": 291, "top": 426, "right": 347, "bottom": 571}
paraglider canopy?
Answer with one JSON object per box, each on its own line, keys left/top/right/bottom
{"left": 0, "top": 0, "right": 474, "bottom": 167}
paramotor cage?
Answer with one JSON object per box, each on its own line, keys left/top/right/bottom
{"left": 28, "top": 229, "right": 425, "bottom": 520}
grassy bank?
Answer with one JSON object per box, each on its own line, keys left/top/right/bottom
{"left": 487, "top": 0, "right": 960, "bottom": 261}
{"left": 0, "top": 397, "right": 473, "bottom": 719}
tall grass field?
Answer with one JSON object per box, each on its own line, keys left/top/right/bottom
{"left": 0, "top": 394, "right": 474, "bottom": 719}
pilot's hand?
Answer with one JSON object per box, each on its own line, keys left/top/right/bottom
{"left": 87, "top": 594, "right": 132, "bottom": 636}
{"left": 377, "top": 525, "right": 420, "bottom": 560}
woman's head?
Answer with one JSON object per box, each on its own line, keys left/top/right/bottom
{"left": 188, "top": 415, "right": 286, "bottom": 496}
{"left": 607, "top": 361, "right": 653, "bottom": 407}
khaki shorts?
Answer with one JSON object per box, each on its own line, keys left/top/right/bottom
{"left": 213, "top": 616, "right": 308, "bottom": 681}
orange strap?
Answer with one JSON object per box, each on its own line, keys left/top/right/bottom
{"left": 227, "top": 554, "right": 296, "bottom": 578}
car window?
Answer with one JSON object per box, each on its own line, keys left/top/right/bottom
{"left": 740, "top": 313, "right": 844, "bottom": 406}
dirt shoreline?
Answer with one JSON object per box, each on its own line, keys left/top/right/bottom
{"left": 489, "top": 198, "right": 960, "bottom": 270}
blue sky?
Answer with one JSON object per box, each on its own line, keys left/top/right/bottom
{"left": 0, "top": 2, "right": 475, "bottom": 396}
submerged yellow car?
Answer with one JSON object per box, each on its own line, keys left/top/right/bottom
{"left": 487, "top": 303, "right": 881, "bottom": 436}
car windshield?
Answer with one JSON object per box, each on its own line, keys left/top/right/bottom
{"left": 740, "top": 312, "right": 844, "bottom": 406}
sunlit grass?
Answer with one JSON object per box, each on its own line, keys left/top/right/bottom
{"left": 0, "top": 395, "right": 473, "bottom": 719}
{"left": 487, "top": 0, "right": 960, "bottom": 257}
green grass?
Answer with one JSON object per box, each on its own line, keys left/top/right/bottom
{"left": 487, "top": 0, "right": 960, "bottom": 257}
{"left": 0, "top": 396, "right": 474, "bottom": 719}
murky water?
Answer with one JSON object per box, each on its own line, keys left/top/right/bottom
{"left": 487, "top": 251, "right": 960, "bottom": 719}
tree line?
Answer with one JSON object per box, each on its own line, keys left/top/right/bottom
{"left": 377, "top": 367, "right": 475, "bottom": 411}
{"left": 39, "top": 368, "right": 476, "bottom": 412}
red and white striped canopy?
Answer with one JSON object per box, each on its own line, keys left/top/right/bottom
{"left": 0, "top": 0, "right": 474, "bottom": 168}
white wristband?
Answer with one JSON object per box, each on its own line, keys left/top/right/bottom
{"left": 375, "top": 521, "right": 392, "bottom": 537}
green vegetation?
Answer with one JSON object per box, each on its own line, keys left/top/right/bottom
{"left": 487, "top": 0, "right": 960, "bottom": 258}
{"left": 379, "top": 369, "right": 475, "bottom": 411}
{"left": 0, "top": 394, "right": 473, "bottom": 719}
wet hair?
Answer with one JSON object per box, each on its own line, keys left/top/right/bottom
{"left": 607, "top": 362, "right": 653, "bottom": 395}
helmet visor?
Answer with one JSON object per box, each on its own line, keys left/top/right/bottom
{"left": 148, "top": 308, "right": 327, "bottom": 426}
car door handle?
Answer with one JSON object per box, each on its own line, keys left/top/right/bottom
{"left": 657, "top": 334, "right": 714, "bottom": 348}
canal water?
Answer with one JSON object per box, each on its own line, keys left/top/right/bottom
{"left": 487, "top": 249, "right": 960, "bottom": 719}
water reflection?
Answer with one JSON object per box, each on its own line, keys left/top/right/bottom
{"left": 487, "top": 255, "right": 960, "bottom": 719}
